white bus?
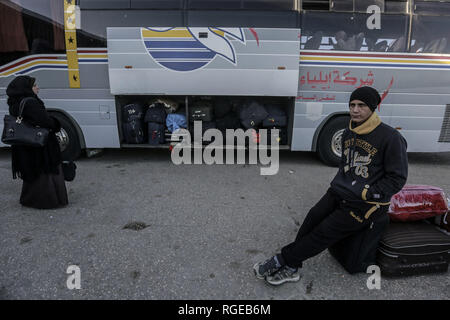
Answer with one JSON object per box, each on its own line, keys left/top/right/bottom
{"left": 1, "top": 0, "right": 449, "bottom": 166}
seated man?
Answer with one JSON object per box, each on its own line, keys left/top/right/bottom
{"left": 253, "top": 86, "right": 408, "bottom": 286}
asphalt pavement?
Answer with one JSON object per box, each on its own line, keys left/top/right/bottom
{"left": 0, "top": 148, "right": 449, "bottom": 300}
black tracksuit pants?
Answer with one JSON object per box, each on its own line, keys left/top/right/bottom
{"left": 281, "top": 188, "right": 388, "bottom": 268}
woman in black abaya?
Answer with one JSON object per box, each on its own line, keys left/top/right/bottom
{"left": 6, "top": 75, "right": 68, "bottom": 209}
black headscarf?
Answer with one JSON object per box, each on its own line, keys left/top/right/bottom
{"left": 7, "top": 75, "right": 36, "bottom": 102}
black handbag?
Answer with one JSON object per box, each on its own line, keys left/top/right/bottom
{"left": 62, "top": 161, "right": 77, "bottom": 182}
{"left": 1, "top": 97, "right": 49, "bottom": 147}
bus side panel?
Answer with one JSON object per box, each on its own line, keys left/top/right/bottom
{"left": 293, "top": 51, "right": 450, "bottom": 152}
{"left": 107, "top": 27, "right": 300, "bottom": 96}
{"left": 0, "top": 62, "right": 120, "bottom": 149}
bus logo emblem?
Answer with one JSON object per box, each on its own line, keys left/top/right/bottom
{"left": 141, "top": 27, "right": 246, "bottom": 72}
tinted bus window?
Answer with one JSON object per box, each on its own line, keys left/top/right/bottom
{"left": 79, "top": 0, "right": 130, "bottom": 9}
{"left": 385, "top": 0, "right": 407, "bottom": 13}
{"left": 331, "top": 0, "right": 384, "bottom": 12}
{"left": 410, "top": 15, "right": 450, "bottom": 53}
{"left": 77, "top": 9, "right": 184, "bottom": 47}
{"left": 187, "top": 10, "right": 298, "bottom": 27}
{"left": 414, "top": 1, "right": 450, "bottom": 15}
{"left": 130, "top": 0, "right": 183, "bottom": 9}
{"left": 0, "top": 0, "right": 65, "bottom": 66}
{"left": 301, "top": 11, "right": 408, "bottom": 52}
{"left": 243, "top": 0, "right": 295, "bottom": 10}
{"left": 187, "top": 0, "right": 295, "bottom": 10}
{"left": 187, "top": 0, "right": 242, "bottom": 9}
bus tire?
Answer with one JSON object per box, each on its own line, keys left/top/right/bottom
{"left": 317, "top": 116, "right": 349, "bottom": 167}
{"left": 50, "top": 112, "right": 82, "bottom": 161}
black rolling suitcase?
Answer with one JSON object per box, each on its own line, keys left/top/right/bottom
{"left": 148, "top": 122, "right": 165, "bottom": 145}
{"left": 144, "top": 103, "right": 167, "bottom": 124}
{"left": 377, "top": 221, "right": 450, "bottom": 277}
{"left": 262, "top": 104, "right": 287, "bottom": 128}
{"left": 216, "top": 112, "right": 241, "bottom": 134}
{"left": 239, "top": 101, "right": 268, "bottom": 130}
{"left": 190, "top": 101, "right": 214, "bottom": 122}
{"left": 189, "top": 121, "right": 217, "bottom": 144}
{"left": 329, "top": 213, "right": 390, "bottom": 274}
{"left": 214, "top": 99, "right": 233, "bottom": 119}
{"left": 122, "top": 103, "right": 145, "bottom": 144}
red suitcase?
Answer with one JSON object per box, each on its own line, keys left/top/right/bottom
{"left": 388, "top": 185, "right": 448, "bottom": 222}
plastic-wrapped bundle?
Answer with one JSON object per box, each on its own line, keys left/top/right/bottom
{"left": 388, "top": 185, "right": 448, "bottom": 222}
{"left": 156, "top": 98, "right": 179, "bottom": 114}
{"left": 166, "top": 113, "right": 187, "bottom": 133}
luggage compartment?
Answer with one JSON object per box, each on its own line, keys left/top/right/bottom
{"left": 116, "top": 95, "right": 294, "bottom": 148}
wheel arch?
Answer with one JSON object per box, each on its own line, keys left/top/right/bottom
{"left": 311, "top": 112, "right": 350, "bottom": 152}
{"left": 47, "top": 108, "right": 86, "bottom": 150}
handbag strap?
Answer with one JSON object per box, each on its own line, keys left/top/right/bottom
{"left": 18, "top": 97, "right": 34, "bottom": 118}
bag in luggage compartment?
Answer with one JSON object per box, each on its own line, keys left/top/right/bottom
{"left": 144, "top": 103, "right": 167, "bottom": 124}
{"left": 153, "top": 98, "right": 179, "bottom": 114}
{"left": 190, "top": 101, "right": 214, "bottom": 122}
{"left": 216, "top": 112, "right": 241, "bottom": 134}
{"left": 189, "top": 121, "right": 216, "bottom": 144}
{"left": 122, "top": 103, "right": 145, "bottom": 144}
{"left": 148, "top": 122, "right": 165, "bottom": 145}
{"left": 262, "top": 104, "right": 288, "bottom": 128}
{"left": 122, "top": 103, "right": 144, "bottom": 123}
{"left": 166, "top": 113, "right": 187, "bottom": 133}
{"left": 214, "top": 99, "right": 233, "bottom": 119}
{"left": 239, "top": 101, "right": 268, "bottom": 130}
{"left": 388, "top": 185, "right": 449, "bottom": 222}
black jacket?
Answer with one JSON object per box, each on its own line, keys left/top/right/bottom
{"left": 6, "top": 76, "right": 62, "bottom": 182}
{"left": 330, "top": 112, "right": 408, "bottom": 205}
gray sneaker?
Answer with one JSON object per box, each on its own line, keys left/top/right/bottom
{"left": 265, "top": 266, "right": 301, "bottom": 286}
{"left": 253, "top": 256, "right": 281, "bottom": 280}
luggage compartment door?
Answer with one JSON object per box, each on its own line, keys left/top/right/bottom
{"left": 107, "top": 27, "right": 300, "bottom": 96}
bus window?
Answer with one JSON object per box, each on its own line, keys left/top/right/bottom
{"left": 0, "top": 0, "right": 65, "bottom": 66}
{"left": 410, "top": 15, "right": 450, "bottom": 53}
{"left": 79, "top": 0, "right": 130, "bottom": 9}
{"left": 187, "top": 0, "right": 295, "bottom": 10}
{"left": 385, "top": 0, "right": 407, "bottom": 13}
{"left": 243, "top": 0, "right": 295, "bottom": 10}
{"left": 300, "top": 11, "right": 408, "bottom": 52}
{"left": 187, "top": 0, "right": 242, "bottom": 9}
{"left": 414, "top": 1, "right": 450, "bottom": 15}
{"left": 354, "top": 0, "right": 384, "bottom": 12}
{"left": 130, "top": 0, "right": 183, "bottom": 9}
{"left": 187, "top": 9, "right": 298, "bottom": 27}
{"left": 330, "top": 0, "right": 353, "bottom": 12}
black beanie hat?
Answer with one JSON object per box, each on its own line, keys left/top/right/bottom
{"left": 349, "top": 86, "right": 381, "bottom": 111}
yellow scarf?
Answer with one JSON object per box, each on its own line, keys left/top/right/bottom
{"left": 349, "top": 112, "right": 381, "bottom": 135}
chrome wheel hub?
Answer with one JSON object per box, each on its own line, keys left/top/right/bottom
{"left": 331, "top": 129, "right": 344, "bottom": 158}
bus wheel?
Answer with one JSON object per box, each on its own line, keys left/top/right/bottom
{"left": 51, "top": 113, "right": 82, "bottom": 161}
{"left": 317, "top": 116, "right": 349, "bottom": 167}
